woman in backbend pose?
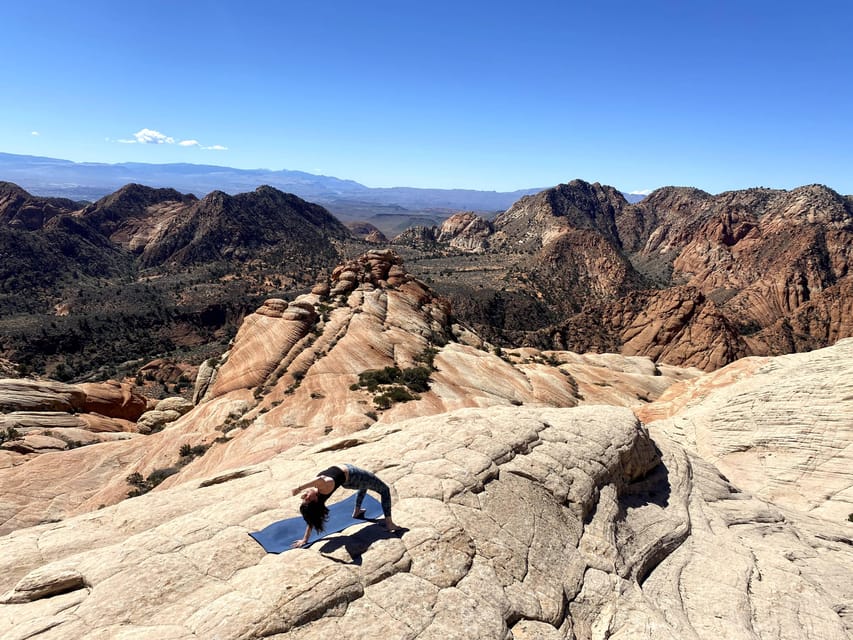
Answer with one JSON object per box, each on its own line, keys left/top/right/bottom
{"left": 290, "top": 464, "right": 398, "bottom": 548}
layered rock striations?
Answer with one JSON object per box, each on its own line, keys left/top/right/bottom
{"left": 639, "top": 337, "right": 853, "bottom": 522}
{"left": 0, "top": 379, "right": 148, "bottom": 466}
{"left": 403, "top": 180, "right": 853, "bottom": 371}
{"left": 76, "top": 183, "right": 198, "bottom": 255}
{"left": 0, "top": 250, "right": 692, "bottom": 534}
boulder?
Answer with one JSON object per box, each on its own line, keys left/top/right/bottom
{"left": 154, "top": 397, "right": 194, "bottom": 415}
{"left": 75, "top": 381, "right": 148, "bottom": 421}
{"left": 0, "top": 379, "right": 86, "bottom": 413}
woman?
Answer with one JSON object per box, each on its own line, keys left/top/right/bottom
{"left": 290, "top": 463, "right": 398, "bottom": 548}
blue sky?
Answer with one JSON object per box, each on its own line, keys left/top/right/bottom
{"left": 2, "top": 0, "right": 851, "bottom": 194}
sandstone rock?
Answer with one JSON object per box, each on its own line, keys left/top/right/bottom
{"left": 154, "top": 397, "right": 194, "bottom": 415}
{"left": 136, "top": 409, "right": 182, "bottom": 433}
{"left": 0, "top": 403, "right": 849, "bottom": 639}
{"left": 75, "top": 381, "right": 147, "bottom": 421}
{"left": 436, "top": 212, "right": 493, "bottom": 253}
{"left": 0, "top": 379, "right": 86, "bottom": 413}
{"left": 192, "top": 357, "right": 219, "bottom": 404}
{"left": 642, "top": 337, "right": 853, "bottom": 522}
{"left": 392, "top": 225, "right": 438, "bottom": 250}
{"left": 0, "top": 252, "right": 696, "bottom": 533}
{"left": 620, "top": 287, "right": 748, "bottom": 371}
{"left": 0, "top": 411, "right": 86, "bottom": 431}
{"left": 1, "top": 567, "right": 87, "bottom": 604}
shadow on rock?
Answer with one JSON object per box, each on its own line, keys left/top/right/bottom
{"left": 318, "top": 522, "right": 409, "bottom": 565}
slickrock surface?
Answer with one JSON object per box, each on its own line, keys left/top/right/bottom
{"left": 1, "top": 404, "right": 850, "bottom": 639}
{"left": 640, "top": 337, "right": 853, "bottom": 522}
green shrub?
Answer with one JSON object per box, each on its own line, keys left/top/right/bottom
{"left": 401, "top": 366, "right": 432, "bottom": 392}
{"left": 356, "top": 365, "right": 432, "bottom": 393}
{"left": 357, "top": 366, "right": 403, "bottom": 391}
{"left": 126, "top": 467, "right": 179, "bottom": 497}
{"left": 374, "top": 386, "right": 415, "bottom": 409}
{"left": 179, "top": 443, "right": 209, "bottom": 462}
{"left": 148, "top": 467, "right": 179, "bottom": 486}
{"left": 415, "top": 346, "right": 439, "bottom": 369}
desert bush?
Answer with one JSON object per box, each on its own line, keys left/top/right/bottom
{"left": 179, "top": 443, "right": 209, "bottom": 460}
{"left": 126, "top": 466, "right": 179, "bottom": 497}
{"left": 355, "top": 365, "right": 432, "bottom": 393}
{"left": 374, "top": 386, "right": 415, "bottom": 409}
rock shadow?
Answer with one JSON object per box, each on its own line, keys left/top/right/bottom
{"left": 621, "top": 444, "right": 673, "bottom": 510}
{"left": 318, "top": 522, "right": 409, "bottom": 565}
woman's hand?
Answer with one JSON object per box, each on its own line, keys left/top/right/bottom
{"left": 291, "top": 487, "right": 300, "bottom": 496}
{"left": 291, "top": 538, "right": 308, "bottom": 548}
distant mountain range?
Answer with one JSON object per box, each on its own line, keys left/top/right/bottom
{"left": 0, "top": 152, "right": 647, "bottom": 226}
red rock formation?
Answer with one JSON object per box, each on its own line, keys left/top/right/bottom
{"left": 620, "top": 287, "right": 747, "bottom": 371}
{"left": 75, "top": 381, "right": 148, "bottom": 421}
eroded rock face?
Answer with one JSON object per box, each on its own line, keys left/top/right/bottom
{"left": 0, "top": 253, "right": 850, "bottom": 638}
{"left": 0, "top": 379, "right": 146, "bottom": 463}
{"left": 436, "top": 212, "right": 493, "bottom": 253}
{"left": 619, "top": 286, "right": 748, "bottom": 371}
{"left": 640, "top": 337, "right": 853, "bottom": 522}
{"left": 409, "top": 181, "right": 853, "bottom": 371}
{"left": 392, "top": 225, "right": 438, "bottom": 250}
{"left": 1, "top": 403, "right": 849, "bottom": 639}
{"left": 0, "top": 182, "right": 78, "bottom": 230}
{"left": 75, "top": 381, "right": 148, "bottom": 421}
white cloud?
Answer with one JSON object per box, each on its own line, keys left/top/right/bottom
{"left": 630, "top": 189, "right": 653, "bottom": 195}
{"left": 31, "top": 131, "right": 40, "bottom": 136}
{"left": 113, "top": 129, "right": 226, "bottom": 151}
{"left": 133, "top": 128, "right": 175, "bottom": 144}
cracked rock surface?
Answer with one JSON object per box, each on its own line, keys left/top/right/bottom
{"left": 1, "top": 402, "right": 850, "bottom": 639}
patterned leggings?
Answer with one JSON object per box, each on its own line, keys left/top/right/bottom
{"left": 343, "top": 464, "right": 392, "bottom": 518}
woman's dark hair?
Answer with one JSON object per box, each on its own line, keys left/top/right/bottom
{"left": 300, "top": 501, "right": 330, "bottom": 532}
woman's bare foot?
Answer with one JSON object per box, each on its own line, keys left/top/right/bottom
{"left": 352, "top": 508, "right": 366, "bottom": 518}
{"left": 383, "top": 517, "right": 399, "bottom": 532}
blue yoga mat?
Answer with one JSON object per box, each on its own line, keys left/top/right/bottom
{"left": 249, "top": 493, "right": 383, "bottom": 553}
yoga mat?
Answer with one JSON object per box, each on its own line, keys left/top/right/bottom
{"left": 249, "top": 493, "right": 383, "bottom": 553}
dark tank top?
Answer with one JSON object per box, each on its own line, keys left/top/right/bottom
{"left": 316, "top": 466, "right": 346, "bottom": 505}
